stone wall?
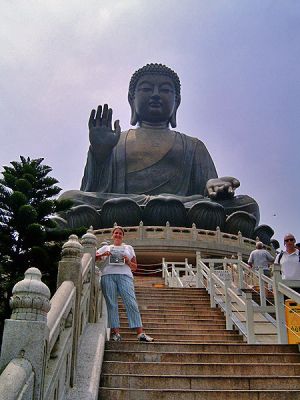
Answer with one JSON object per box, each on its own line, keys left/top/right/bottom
{"left": 0, "top": 229, "right": 104, "bottom": 400}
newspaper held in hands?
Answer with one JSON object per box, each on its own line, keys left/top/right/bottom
{"left": 109, "top": 246, "right": 125, "bottom": 265}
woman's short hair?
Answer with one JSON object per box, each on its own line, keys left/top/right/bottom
{"left": 112, "top": 226, "right": 125, "bottom": 235}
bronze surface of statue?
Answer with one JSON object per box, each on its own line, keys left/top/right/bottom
{"left": 59, "top": 63, "right": 272, "bottom": 242}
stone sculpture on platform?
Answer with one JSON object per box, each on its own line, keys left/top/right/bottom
{"left": 58, "top": 63, "right": 273, "bottom": 242}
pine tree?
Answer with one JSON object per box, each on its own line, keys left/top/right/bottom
{"left": 0, "top": 156, "right": 82, "bottom": 329}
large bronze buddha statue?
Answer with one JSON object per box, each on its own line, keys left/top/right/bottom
{"left": 59, "top": 63, "right": 273, "bottom": 242}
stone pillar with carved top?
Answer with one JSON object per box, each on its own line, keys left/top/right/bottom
{"left": 0, "top": 267, "right": 51, "bottom": 399}
{"left": 81, "top": 227, "right": 98, "bottom": 323}
{"left": 57, "top": 234, "right": 83, "bottom": 385}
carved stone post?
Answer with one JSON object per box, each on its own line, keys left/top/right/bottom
{"left": 57, "top": 235, "right": 83, "bottom": 386}
{"left": 258, "top": 266, "right": 267, "bottom": 307}
{"left": 209, "top": 262, "right": 216, "bottom": 308}
{"left": 183, "top": 258, "right": 187, "bottom": 277}
{"left": 243, "top": 290, "right": 255, "bottom": 344}
{"left": 196, "top": 251, "right": 204, "bottom": 288}
{"left": 165, "top": 221, "right": 171, "bottom": 240}
{"left": 224, "top": 274, "right": 233, "bottom": 330}
{"left": 81, "top": 228, "right": 98, "bottom": 323}
{"left": 191, "top": 223, "right": 197, "bottom": 241}
{"left": 138, "top": 221, "right": 144, "bottom": 240}
{"left": 238, "top": 231, "right": 243, "bottom": 246}
{"left": 162, "top": 257, "right": 166, "bottom": 279}
{"left": 237, "top": 252, "right": 244, "bottom": 290}
{"left": 216, "top": 226, "right": 221, "bottom": 243}
{"left": 273, "top": 263, "right": 288, "bottom": 344}
{"left": 0, "top": 267, "right": 51, "bottom": 400}
{"left": 94, "top": 266, "right": 102, "bottom": 318}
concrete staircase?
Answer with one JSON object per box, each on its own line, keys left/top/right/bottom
{"left": 99, "top": 276, "right": 300, "bottom": 399}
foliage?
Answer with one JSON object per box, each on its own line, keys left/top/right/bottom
{"left": 0, "top": 156, "right": 84, "bottom": 330}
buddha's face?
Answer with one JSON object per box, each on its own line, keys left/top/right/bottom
{"left": 133, "top": 74, "right": 176, "bottom": 125}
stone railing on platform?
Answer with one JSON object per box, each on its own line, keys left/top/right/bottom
{"left": 94, "top": 222, "right": 267, "bottom": 259}
{"left": 0, "top": 229, "right": 103, "bottom": 400}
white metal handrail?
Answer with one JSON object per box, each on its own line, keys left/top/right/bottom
{"left": 163, "top": 252, "right": 300, "bottom": 345}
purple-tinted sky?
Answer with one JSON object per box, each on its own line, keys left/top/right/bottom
{"left": 1, "top": 1, "right": 299, "bottom": 248}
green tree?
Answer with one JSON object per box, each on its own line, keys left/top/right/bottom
{"left": 0, "top": 156, "right": 83, "bottom": 331}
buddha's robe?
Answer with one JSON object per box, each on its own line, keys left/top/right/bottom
{"left": 61, "top": 128, "right": 259, "bottom": 221}
{"left": 81, "top": 128, "right": 217, "bottom": 195}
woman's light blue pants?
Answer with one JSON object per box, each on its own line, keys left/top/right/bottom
{"left": 101, "top": 274, "right": 142, "bottom": 329}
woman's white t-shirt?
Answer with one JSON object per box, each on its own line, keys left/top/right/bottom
{"left": 96, "top": 244, "right": 135, "bottom": 278}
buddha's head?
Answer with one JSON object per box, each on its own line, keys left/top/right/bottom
{"left": 128, "top": 63, "right": 181, "bottom": 128}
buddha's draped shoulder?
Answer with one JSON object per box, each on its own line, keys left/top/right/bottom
{"left": 80, "top": 129, "right": 218, "bottom": 196}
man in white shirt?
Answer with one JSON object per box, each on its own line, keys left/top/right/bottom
{"left": 248, "top": 241, "right": 274, "bottom": 276}
{"left": 276, "top": 234, "right": 300, "bottom": 280}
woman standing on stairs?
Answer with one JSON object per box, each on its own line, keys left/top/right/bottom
{"left": 96, "top": 226, "right": 154, "bottom": 342}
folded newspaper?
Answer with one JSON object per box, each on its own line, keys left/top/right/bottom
{"left": 109, "top": 246, "right": 125, "bottom": 265}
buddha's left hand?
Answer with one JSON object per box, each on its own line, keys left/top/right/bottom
{"left": 206, "top": 177, "right": 240, "bottom": 199}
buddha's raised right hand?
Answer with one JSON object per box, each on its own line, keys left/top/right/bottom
{"left": 89, "top": 104, "right": 121, "bottom": 155}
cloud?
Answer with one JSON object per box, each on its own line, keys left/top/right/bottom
{"left": 0, "top": 0, "right": 299, "bottom": 243}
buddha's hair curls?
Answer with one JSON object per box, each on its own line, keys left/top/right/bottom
{"left": 128, "top": 63, "right": 181, "bottom": 100}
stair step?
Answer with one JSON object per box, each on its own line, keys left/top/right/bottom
{"left": 135, "top": 291, "right": 208, "bottom": 294}
{"left": 136, "top": 293, "right": 210, "bottom": 296}
{"left": 119, "top": 310, "right": 225, "bottom": 316}
{"left": 119, "top": 327, "right": 230, "bottom": 334}
{"left": 120, "top": 322, "right": 226, "bottom": 329}
{"left": 135, "top": 293, "right": 208, "bottom": 296}
{"left": 102, "top": 360, "right": 300, "bottom": 375}
{"left": 135, "top": 290, "right": 207, "bottom": 293}
{"left": 119, "top": 305, "right": 213, "bottom": 311}
{"left": 120, "top": 319, "right": 230, "bottom": 325}
{"left": 99, "top": 388, "right": 300, "bottom": 400}
{"left": 135, "top": 300, "right": 213, "bottom": 305}
{"left": 104, "top": 350, "right": 300, "bottom": 363}
{"left": 120, "top": 315, "right": 226, "bottom": 320}
{"left": 100, "top": 374, "right": 300, "bottom": 389}
{"left": 118, "top": 333, "right": 242, "bottom": 342}
{"left": 135, "top": 288, "right": 206, "bottom": 290}
{"left": 105, "top": 342, "right": 298, "bottom": 353}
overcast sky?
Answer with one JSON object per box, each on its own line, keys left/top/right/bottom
{"left": 1, "top": 0, "right": 299, "bottom": 248}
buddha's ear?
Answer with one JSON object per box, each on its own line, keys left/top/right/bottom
{"left": 128, "top": 93, "right": 138, "bottom": 126}
{"left": 170, "top": 96, "right": 181, "bottom": 128}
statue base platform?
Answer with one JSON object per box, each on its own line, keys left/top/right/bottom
{"left": 93, "top": 224, "right": 275, "bottom": 267}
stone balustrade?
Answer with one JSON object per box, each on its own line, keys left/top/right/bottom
{"left": 0, "top": 229, "right": 102, "bottom": 400}
{"left": 94, "top": 222, "right": 269, "bottom": 261}
{"left": 47, "top": 281, "right": 76, "bottom": 355}
{"left": 0, "top": 358, "right": 34, "bottom": 400}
